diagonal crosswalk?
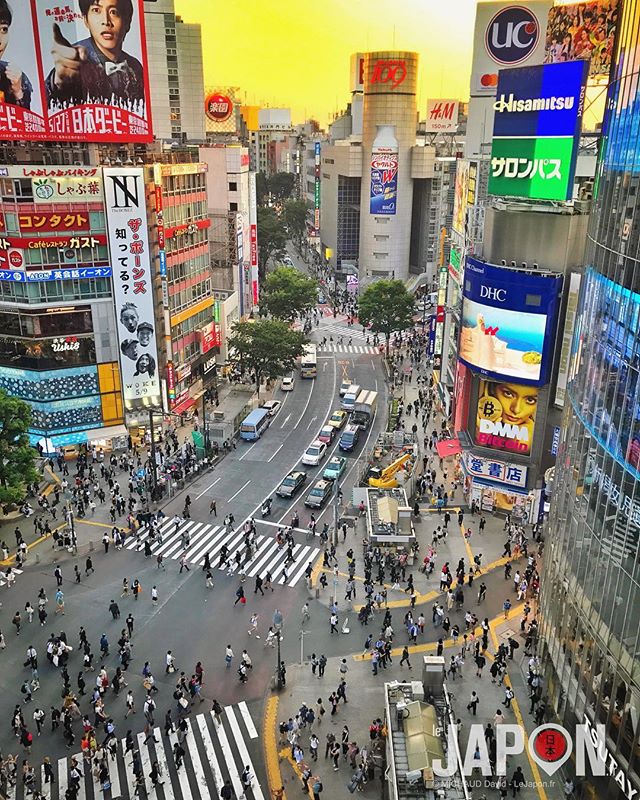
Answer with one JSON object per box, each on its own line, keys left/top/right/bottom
{"left": 8, "top": 703, "right": 260, "bottom": 800}
{"left": 128, "top": 518, "right": 319, "bottom": 588}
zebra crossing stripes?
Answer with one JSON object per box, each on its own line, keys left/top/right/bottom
{"left": 0, "top": 567, "right": 23, "bottom": 588}
{"left": 317, "top": 343, "right": 378, "bottom": 354}
{"left": 129, "top": 518, "right": 319, "bottom": 588}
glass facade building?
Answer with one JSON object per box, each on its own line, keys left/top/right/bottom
{"left": 539, "top": 3, "right": 640, "bottom": 797}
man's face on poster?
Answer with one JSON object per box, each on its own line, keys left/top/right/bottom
{"left": 83, "top": 0, "right": 128, "bottom": 59}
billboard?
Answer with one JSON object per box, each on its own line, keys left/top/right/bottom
{"left": 452, "top": 159, "right": 477, "bottom": 237}
{"left": 370, "top": 151, "right": 398, "bottom": 215}
{"left": 464, "top": 451, "right": 528, "bottom": 488}
{"left": 488, "top": 60, "right": 589, "bottom": 200}
{"left": 459, "top": 257, "right": 562, "bottom": 385}
{"left": 0, "top": 165, "right": 103, "bottom": 200}
{"left": 0, "top": 1, "right": 152, "bottom": 142}
{"left": 205, "top": 93, "right": 233, "bottom": 123}
{"left": 103, "top": 167, "right": 160, "bottom": 409}
{"left": 470, "top": 1, "right": 552, "bottom": 96}
{"left": 474, "top": 378, "right": 538, "bottom": 456}
{"left": 544, "top": 0, "right": 618, "bottom": 79}
{"left": 425, "top": 99, "right": 459, "bottom": 132}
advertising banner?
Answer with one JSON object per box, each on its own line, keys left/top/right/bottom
{"left": 248, "top": 171, "right": 259, "bottom": 305}
{"left": 18, "top": 211, "right": 90, "bottom": 233}
{"left": 370, "top": 151, "right": 398, "bottom": 215}
{"left": 453, "top": 362, "right": 471, "bottom": 435}
{"left": 463, "top": 451, "right": 528, "bottom": 488}
{"left": 544, "top": 0, "right": 618, "bottom": 79}
{"left": 0, "top": 1, "right": 152, "bottom": 142}
{"left": 425, "top": 99, "right": 459, "bottom": 132}
{"left": 470, "top": 1, "right": 552, "bottom": 96}
{"left": 200, "top": 322, "right": 220, "bottom": 354}
{"left": 205, "top": 92, "right": 233, "bottom": 123}
{"left": 0, "top": 165, "right": 103, "bottom": 201}
{"left": 459, "top": 257, "right": 562, "bottom": 385}
{"left": 554, "top": 271, "right": 581, "bottom": 407}
{"left": 474, "top": 378, "right": 538, "bottom": 456}
{"left": 452, "top": 160, "right": 469, "bottom": 236}
{"left": 103, "top": 167, "right": 160, "bottom": 409}
{"left": 488, "top": 60, "right": 589, "bottom": 201}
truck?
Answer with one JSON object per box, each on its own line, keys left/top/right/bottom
{"left": 341, "top": 384, "right": 361, "bottom": 412}
{"left": 367, "top": 451, "right": 413, "bottom": 489}
{"left": 351, "top": 390, "right": 378, "bottom": 429}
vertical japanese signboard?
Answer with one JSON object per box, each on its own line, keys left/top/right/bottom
{"left": 314, "top": 141, "right": 321, "bottom": 232}
{"left": 248, "top": 171, "right": 259, "bottom": 305}
{"left": 103, "top": 167, "right": 160, "bottom": 409}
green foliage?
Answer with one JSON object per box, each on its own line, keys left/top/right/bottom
{"left": 227, "top": 319, "right": 307, "bottom": 393}
{"left": 256, "top": 172, "right": 269, "bottom": 206}
{"left": 261, "top": 266, "right": 317, "bottom": 322}
{"left": 257, "top": 206, "right": 287, "bottom": 280}
{"left": 282, "top": 199, "right": 310, "bottom": 245}
{"left": 357, "top": 280, "right": 415, "bottom": 355}
{"left": 0, "top": 390, "right": 38, "bottom": 505}
{"left": 269, "top": 172, "right": 296, "bottom": 202}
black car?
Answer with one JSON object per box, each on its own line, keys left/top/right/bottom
{"left": 276, "top": 470, "right": 307, "bottom": 498}
{"left": 304, "top": 479, "right": 334, "bottom": 509}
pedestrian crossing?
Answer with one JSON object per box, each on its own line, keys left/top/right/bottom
{"left": 4, "top": 703, "right": 261, "bottom": 800}
{"left": 0, "top": 567, "right": 23, "bottom": 587}
{"left": 316, "top": 343, "right": 379, "bottom": 355}
{"left": 129, "top": 518, "right": 319, "bottom": 588}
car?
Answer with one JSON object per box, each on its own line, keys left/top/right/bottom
{"left": 301, "top": 439, "right": 327, "bottom": 466}
{"left": 317, "top": 425, "right": 336, "bottom": 445}
{"left": 261, "top": 400, "right": 282, "bottom": 417}
{"left": 339, "top": 380, "right": 352, "bottom": 397}
{"left": 283, "top": 256, "right": 294, "bottom": 266}
{"left": 323, "top": 456, "right": 347, "bottom": 481}
{"left": 276, "top": 470, "right": 307, "bottom": 498}
{"left": 339, "top": 424, "right": 361, "bottom": 452}
{"left": 317, "top": 293, "right": 327, "bottom": 304}
{"left": 304, "top": 479, "right": 334, "bottom": 509}
{"left": 328, "top": 409, "right": 348, "bottom": 429}
{"left": 281, "top": 375, "right": 295, "bottom": 391}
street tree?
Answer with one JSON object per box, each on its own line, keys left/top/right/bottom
{"left": 357, "top": 279, "right": 415, "bottom": 356}
{"left": 257, "top": 206, "right": 287, "bottom": 280}
{"left": 256, "top": 172, "right": 269, "bottom": 206}
{"left": 269, "top": 172, "right": 296, "bottom": 202}
{"left": 260, "top": 266, "right": 317, "bottom": 322}
{"left": 0, "top": 390, "right": 39, "bottom": 506}
{"left": 282, "top": 199, "right": 310, "bottom": 247}
{"left": 227, "top": 319, "right": 307, "bottom": 395}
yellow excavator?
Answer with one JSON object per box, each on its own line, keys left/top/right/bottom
{"left": 368, "top": 451, "right": 413, "bottom": 489}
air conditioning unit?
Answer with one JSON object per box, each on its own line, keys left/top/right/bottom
{"left": 59, "top": 249, "right": 76, "bottom": 263}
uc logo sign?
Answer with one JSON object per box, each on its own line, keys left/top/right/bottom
{"left": 485, "top": 6, "right": 539, "bottom": 65}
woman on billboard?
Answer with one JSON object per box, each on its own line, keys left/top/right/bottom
{"left": 475, "top": 380, "right": 538, "bottom": 456}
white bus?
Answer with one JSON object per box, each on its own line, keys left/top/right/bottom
{"left": 300, "top": 344, "right": 317, "bottom": 378}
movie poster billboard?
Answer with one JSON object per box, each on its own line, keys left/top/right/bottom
{"left": 544, "top": 0, "right": 618, "bottom": 79}
{"left": 0, "top": 0, "right": 152, "bottom": 142}
{"left": 474, "top": 378, "right": 538, "bottom": 456}
{"left": 103, "top": 167, "right": 160, "bottom": 409}
{"left": 459, "top": 257, "right": 562, "bottom": 386}
{"left": 370, "top": 151, "right": 398, "bottom": 215}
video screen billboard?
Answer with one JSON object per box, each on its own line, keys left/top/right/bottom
{"left": 474, "top": 378, "right": 538, "bottom": 456}
{"left": 370, "top": 151, "right": 398, "bottom": 215}
{"left": 459, "top": 257, "right": 562, "bottom": 386}
{"left": 103, "top": 167, "right": 160, "bottom": 409}
{"left": 488, "top": 60, "right": 589, "bottom": 200}
{"left": 544, "top": 0, "right": 618, "bottom": 79}
{"left": 0, "top": 1, "right": 152, "bottom": 142}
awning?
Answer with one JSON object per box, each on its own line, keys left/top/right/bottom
{"left": 436, "top": 438, "right": 462, "bottom": 458}
{"left": 171, "top": 395, "right": 196, "bottom": 416}
{"left": 84, "top": 424, "right": 128, "bottom": 442}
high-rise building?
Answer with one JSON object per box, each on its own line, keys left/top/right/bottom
{"left": 143, "top": 0, "right": 205, "bottom": 142}
{"left": 538, "top": 3, "right": 640, "bottom": 797}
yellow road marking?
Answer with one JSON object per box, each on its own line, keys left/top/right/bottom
{"left": 264, "top": 695, "right": 288, "bottom": 799}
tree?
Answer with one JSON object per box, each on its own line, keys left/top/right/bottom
{"left": 283, "top": 199, "right": 310, "bottom": 247}
{"left": 261, "top": 266, "right": 317, "bottom": 322}
{"left": 269, "top": 172, "right": 296, "bottom": 202}
{"left": 227, "top": 320, "right": 307, "bottom": 395}
{"left": 257, "top": 206, "right": 287, "bottom": 280}
{"left": 357, "top": 279, "right": 415, "bottom": 356}
{"left": 0, "top": 390, "right": 39, "bottom": 506}
{"left": 256, "top": 172, "right": 269, "bottom": 206}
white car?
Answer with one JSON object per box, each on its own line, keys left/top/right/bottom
{"left": 261, "top": 400, "right": 282, "bottom": 417}
{"left": 283, "top": 256, "right": 294, "bottom": 266}
{"left": 302, "top": 440, "right": 327, "bottom": 466}
{"left": 281, "top": 375, "right": 295, "bottom": 391}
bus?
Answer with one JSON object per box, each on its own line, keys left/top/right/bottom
{"left": 239, "top": 407, "right": 271, "bottom": 441}
{"left": 300, "top": 344, "right": 317, "bottom": 378}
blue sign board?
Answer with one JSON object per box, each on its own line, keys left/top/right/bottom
{"left": 551, "top": 426, "right": 561, "bottom": 456}
{"left": 159, "top": 250, "right": 167, "bottom": 277}
{"left": 0, "top": 267, "right": 112, "bottom": 282}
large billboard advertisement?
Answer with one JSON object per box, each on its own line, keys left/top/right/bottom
{"left": 103, "top": 167, "right": 160, "bottom": 409}
{"left": 0, "top": 1, "right": 152, "bottom": 142}
{"left": 474, "top": 378, "right": 538, "bottom": 456}
{"left": 470, "top": 2, "right": 553, "bottom": 96}
{"left": 488, "top": 60, "right": 589, "bottom": 200}
{"left": 452, "top": 159, "right": 478, "bottom": 237}
{"left": 459, "top": 257, "right": 562, "bottom": 386}
{"left": 370, "top": 151, "right": 398, "bottom": 215}
{"left": 544, "top": 0, "right": 618, "bottom": 79}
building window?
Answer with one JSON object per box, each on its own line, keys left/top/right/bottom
{"left": 229, "top": 202, "right": 238, "bottom": 211}
{"left": 228, "top": 182, "right": 237, "bottom": 192}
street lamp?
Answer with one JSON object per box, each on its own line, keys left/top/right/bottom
{"left": 273, "top": 608, "right": 283, "bottom": 690}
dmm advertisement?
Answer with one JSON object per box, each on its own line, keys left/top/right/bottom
{"left": 0, "top": 1, "right": 152, "bottom": 142}
{"left": 369, "top": 151, "right": 398, "bottom": 215}
{"left": 103, "top": 167, "right": 160, "bottom": 409}
{"left": 458, "top": 257, "right": 562, "bottom": 386}
{"left": 544, "top": 0, "right": 618, "bottom": 79}
{"left": 488, "top": 60, "right": 589, "bottom": 201}
{"left": 474, "top": 378, "right": 538, "bottom": 456}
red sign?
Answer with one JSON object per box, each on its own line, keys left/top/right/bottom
{"left": 165, "top": 218, "right": 210, "bottom": 239}
{"left": 0, "top": 249, "right": 24, "bottom": 270}
{"left": 205, "top": 93, "right": 233, "bottom": 123}
{"left": 436, "top": 305, "right": 445, "bottom": 324}
{"left": 250, "top": 224, "right": 257, "bottom": 268}
{"left": 370, "top": 59, "right": 407, "bottom": 89}
{"left": 200, "top": 322, "right": 220, "bottom": 354}
{"left": 0, "top": 234, "right": 106, "bottom": 250}
{"left": 0, "top": 1, "right": 153, "bottom": 143}
{"left": 155, "top": 185, "right": 165, "bottom": 250}
{"left": 18, "top": 211, "right": 90, "bottom": 233}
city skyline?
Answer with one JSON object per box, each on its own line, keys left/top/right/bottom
{"left": 176, "top": 0, "right": 479, "bottom": 123}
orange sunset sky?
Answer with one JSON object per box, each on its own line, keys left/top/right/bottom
{"left": 175, "top": 0, "right": 481, "bottom": 124}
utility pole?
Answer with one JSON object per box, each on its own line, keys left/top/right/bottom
{"left": 148, "top": 408, "right": 158, "bottom": 501}
{"left": 332, "top": 476, "right": 341, "bottom": 548}
{"left": 273, "top": 608, "right": 283, "bottom": 690}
